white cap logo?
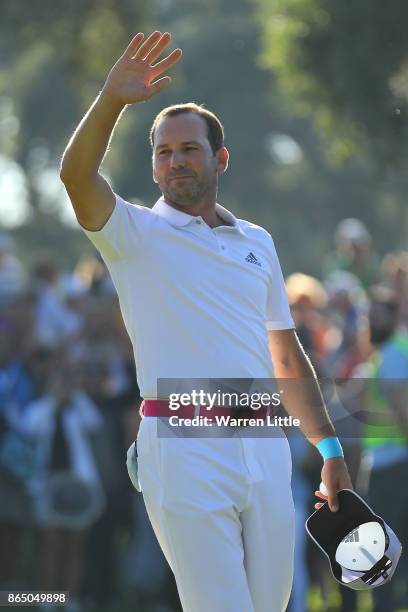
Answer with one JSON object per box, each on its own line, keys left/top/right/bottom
{"left": 335, "top": 522, "right": 386, "bottom": 572}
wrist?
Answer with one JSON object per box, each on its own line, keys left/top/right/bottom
{"left": 98, "top": 88, "right": 127, "bottom": 114}
{"left": 315, "top": 436, "right": 343, "bottom": 461}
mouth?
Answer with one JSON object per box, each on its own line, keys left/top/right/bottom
{"left": 169, "top": 175, "right": 194, "bottom": 181}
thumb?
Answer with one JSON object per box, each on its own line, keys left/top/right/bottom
{"left": 327, "top": 485, "right": 339, "bottom": 512}
{"left": 146, "top": 76, "right": 172, "bottom": 98}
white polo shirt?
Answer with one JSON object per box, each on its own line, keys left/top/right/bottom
{"left": 84, "top": 195, "right": 294, "bottom": 398}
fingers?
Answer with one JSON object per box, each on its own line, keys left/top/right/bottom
{"left": 327, "top": 486, "right": 339, "bottom": 512}
{"left": 124, "top": 33, "right": 144, "bottom": 58}
{"left": 314, "top": 488, "right": 338, "bottom": 512}
{"left": 320, "top": 458, "right": 351, "bottom": 513}
{"left": 146, "top": 76, "right": 172, "bottom": 98}
{"left": 151, "top": 48, "right": 183, "bottom": 76}
{"left": 133, "top": 31, "right": 163, "bottom": 60}
{"left": 144, "top": 32, "right": 172, "bottom": 65}
{"left": 314, "top": 490, "right": 327, "bottom": 511}
{"left": 314, "top": 500, "right": 337, "bottom": 511}
{"left": 123, "top": 31, "right": 182, "bottom": 77}
{"left": 319, "top": 477, "right": 339, "bottom": 511}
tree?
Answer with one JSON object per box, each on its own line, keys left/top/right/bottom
{"left": 254, "top": 0, "right": 408, "bottom": 167}
{"left": 0, "top": 0, "right": 149, "bottom": 212}
{"left": 2, "top": 0, "right": 406, "bottom": 273}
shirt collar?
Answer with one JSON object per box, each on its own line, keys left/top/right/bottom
{"left": 151, "top": 197, "right": 245, "bottom": 235}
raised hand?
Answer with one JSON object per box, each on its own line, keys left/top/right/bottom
{"left": 101, "top": 31, "right": 182, "bottom": 106}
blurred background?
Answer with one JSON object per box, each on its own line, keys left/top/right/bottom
{"left": 0, "top": 0, "right": 407, "bottom": 611}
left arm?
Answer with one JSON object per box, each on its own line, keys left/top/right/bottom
{"left": 268, "top": 328, "right": 352, "bottom": 511}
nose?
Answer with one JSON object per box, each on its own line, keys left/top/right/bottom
{"left": 170, "top": 150, "right": 188, "bottom": 168}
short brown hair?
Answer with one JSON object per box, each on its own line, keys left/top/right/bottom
{"left": 150, "top": 103, "right": 224, "bottom": 155}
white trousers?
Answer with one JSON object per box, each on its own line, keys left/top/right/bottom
{"left": 131, "top": 418, "right": 295, "bottom": 612}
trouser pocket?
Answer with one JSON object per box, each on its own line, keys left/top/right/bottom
{"left": 126, "top": 441, "right": 142, "bottom": 492}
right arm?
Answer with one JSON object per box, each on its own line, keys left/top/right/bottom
{"left": 59, "top": 93, "right": 123, "bottom": 231}
{"left": 60, "top": 31, "right": 182, "bottom": 231}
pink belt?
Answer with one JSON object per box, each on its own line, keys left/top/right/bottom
{"left": 140, "top": 399, "right": 271, "bottom": 422}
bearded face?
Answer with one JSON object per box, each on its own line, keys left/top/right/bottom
{"left": 152, "top": 113, "right": 224, "bottom": 208}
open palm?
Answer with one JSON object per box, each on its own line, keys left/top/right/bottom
{"left": 102, "top": 31, "right": 182, "bottom": 105}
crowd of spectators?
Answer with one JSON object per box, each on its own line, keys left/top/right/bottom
{"left": 0, "top": 218, "right": 407, "bottom": 612}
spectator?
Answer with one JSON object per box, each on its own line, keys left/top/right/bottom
{"left": 358, "top": 287, "right": 408, "bottom": 612}
{"left": 31, "top": 259, "right": 83, "bottom": 349}
{"left": 80, "top": 353, "right": 136, "bottom": 609}
{"left": 0, "top": 316, "right": 36, "bottom": 589}
{"left": 285, "top": 273, "right": 329, "bottom": 612}
{"left": 23, "top": 359, "right": 105, "bottom": 612}
{"left": 73, "top": 256, "right": 115, "bottom": 297}
{"left": 381, "top": 250, "right": 408, "bottom": 330}
{"left": 285, "top": 273, "right": 329, "bottom": 362}
{"left": 324, "top": 218, "right": 379, "bottom": 289}
{"left": 324, "top": 271, "right": 367, "bottom": 379}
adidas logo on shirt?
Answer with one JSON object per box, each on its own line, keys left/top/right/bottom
{"left": 245, "top": 252, "right": 262, "bottom": 267}
{"left": 342, "top": 529, "right": 360, "bottom": 543}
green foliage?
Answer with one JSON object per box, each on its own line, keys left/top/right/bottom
{"left": 0, "top": 0, "right": 407, "bottom": 275}
{"left": 255, "top": 0, "right": 408, "bottom": 166}
{"left": 0, "top": 0, "right": 149, "bottom": 160}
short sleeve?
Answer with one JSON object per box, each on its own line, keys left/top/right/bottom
{"left": 82, "top": 194, "right": 154, "bottom": 263}
{"left": 265, "top": 238, "right": 295, "bottom": 330}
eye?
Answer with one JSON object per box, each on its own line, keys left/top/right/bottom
{"left": 158, "top": 149, "right": 170, "bottom": 156}
{"left": 185, "top": 146, "right": 198, "bottom": 151}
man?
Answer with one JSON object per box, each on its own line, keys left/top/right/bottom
{"left": 60, "top": 31, "right": 351, "bottom": 612}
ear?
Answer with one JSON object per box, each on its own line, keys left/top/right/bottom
{"left": 216, "top": 147, "right": 229, "bottom": 175}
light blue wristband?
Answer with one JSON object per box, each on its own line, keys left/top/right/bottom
{"left": 316, "top": 436, "right": 343, "bottom": 461}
